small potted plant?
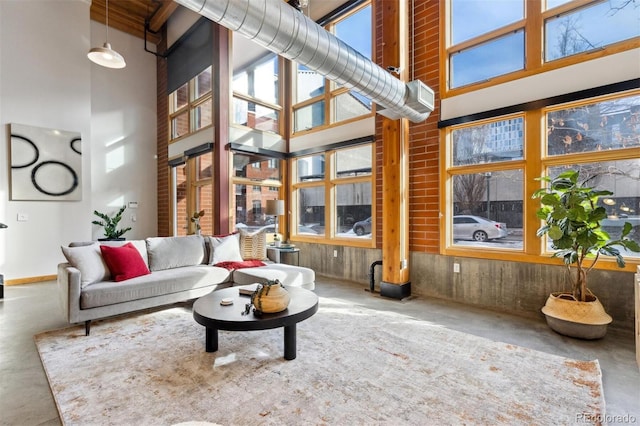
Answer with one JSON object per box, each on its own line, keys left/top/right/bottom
{"left": 92, "top": 205, "right": 132, "bottom": 241}
{"left": 532, "top": 169, "right": 640, "bottom": 339}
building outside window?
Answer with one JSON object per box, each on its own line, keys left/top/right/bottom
{"left": 291, "top": 143, "right": 374, "bottom": 242}
{"left": 232, "top": 153, "right": 282, "bottom": 233}
{"left": 444, "top": 91, "right": 640, "bottom": 260}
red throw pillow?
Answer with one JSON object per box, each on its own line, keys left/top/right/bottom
{"left": 100, "top": 243, "right": 150, "bottom": 282}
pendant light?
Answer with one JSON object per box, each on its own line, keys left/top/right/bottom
{"left": 88, "top": 0, "right": 126, "bottom": 69}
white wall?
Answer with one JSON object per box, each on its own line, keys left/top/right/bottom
{"left": 0, "top": 0, "right": 157, "bottom": 281}
{"left": 89, "top": 20, "right": 157, "bottom": 242}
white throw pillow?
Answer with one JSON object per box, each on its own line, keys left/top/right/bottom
{"left": 61, "top": 242, "right": 110, "bottom": 287}
{"left": 209, "top": 233, "right": 243, "bottom": 265}
{"left": 146, "top": 235, "right": 205, "bottom": 271}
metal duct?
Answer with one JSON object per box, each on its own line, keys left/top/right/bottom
{"left": 175, "top": 0, "right": 434, "bottom": 123}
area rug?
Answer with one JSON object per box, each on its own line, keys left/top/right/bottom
{"left": 35, "top": 297, "right": 605, "bottom": 425}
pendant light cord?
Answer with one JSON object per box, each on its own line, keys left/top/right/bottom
{"left": 106, "top": 0, "right": 110, "bottom": 42}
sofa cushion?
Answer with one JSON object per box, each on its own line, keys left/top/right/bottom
{"left": 61, "top": 243, "right": 110, "bottom": 287}
{"left": 209, "top": 233, "right": 243, "bottom": 265}
{"left": 146, "top": 235, "right": 206, "bottom": 272}
{"left": 232, "top": 264, "right": 315, "bottom": 290}
{"left": 100, "top": 243, "right": 151, "bottom": 282}
{"left": 80, "top": 265, "right": 232, "bottom": 309}
{"left": 98, "top": 240, "right": 149, "bottom": 267}
{"left": 239, "top": 228, "right": 268, "bottom": 260}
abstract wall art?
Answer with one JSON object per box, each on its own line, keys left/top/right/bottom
{"left": 9, "top": 123, "right": 82, "bottom": 201}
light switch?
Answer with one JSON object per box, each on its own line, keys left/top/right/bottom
{"left": 17, "top": 213, "right": 29, "bottom": 222}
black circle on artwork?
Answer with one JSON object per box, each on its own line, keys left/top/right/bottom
{"left": 31, "top": 161, "right": 78, "bottom": 197}
{"left": 10, "top": 134, "right": 40, "bottom": 169}
{"left": 70, "top": 137, "right": 82, "bottom": 155}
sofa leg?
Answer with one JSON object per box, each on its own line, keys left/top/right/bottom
{"left": 85, "top": 320, "right": 91, "bottom": 336}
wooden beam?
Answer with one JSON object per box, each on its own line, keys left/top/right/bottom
{"left": 149, "top": 2, "right": 179, "bottom": 33}
{"left": 379, "top": 0, "right": 411, "bottom": 298}
{"left": 213, "top": 23, "right": 231, "bottom": 234}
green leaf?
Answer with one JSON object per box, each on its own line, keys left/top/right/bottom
{"left": 548, "top": 225, "right": 564, "bottom": 240}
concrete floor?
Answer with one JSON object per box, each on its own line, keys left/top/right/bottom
{"left": 1, "top": 277, "right": 638, "bottom": 425}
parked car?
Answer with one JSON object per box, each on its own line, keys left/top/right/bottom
{"left": 352, "top": 217, "right": 372, "bottom": 236}
{"left": 453, "top": 215, "right": 508, "bottom": 242}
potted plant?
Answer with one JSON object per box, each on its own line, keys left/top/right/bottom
{"left": 533, "top": 169, "right": 640, "bottom": 339}
{"left": 92, "top": 205, "right": 132, "bottom": 241}
{"left": 191, "top": 210, "right": 205, "bottom": 235}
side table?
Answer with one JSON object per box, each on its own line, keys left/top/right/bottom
{"left": 267, "top": 246, "right": 300, "bottom": 266}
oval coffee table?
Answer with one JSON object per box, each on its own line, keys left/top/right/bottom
{"left": 193, "top": 286, "right": 318, "bottom": 360}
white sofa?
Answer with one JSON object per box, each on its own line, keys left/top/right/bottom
{"left": 57, "top": 234, "right": 315, "bottom": 335}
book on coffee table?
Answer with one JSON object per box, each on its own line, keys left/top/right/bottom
{"left": 238, "top": 283, "right": 260, "bottom": 296}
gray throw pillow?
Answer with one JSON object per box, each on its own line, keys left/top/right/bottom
{"left": 61, "top": 243, "right": 110, "bottom": 287}
{"left": 146, "top": 235, "right": 205, "bottom": 271}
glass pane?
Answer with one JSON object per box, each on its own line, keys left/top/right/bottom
{"left": 297, "top": 154, "right": 325, "bottom": 182}
{"left": 173, "top": 164, "right": 188, "bottom": 236}
{"left": 452, "top": 0, "right": 523, "bottom": 45}
{"left": 233, "top": 154, "right": 280, "bottom": 181}
{"left": 171, "top": 83, "right": 188, "bottom": 113}
{"left": 452, "top": 170, "right": 523, "bottom": 249}
{"left": 331, "top": 91, "right": 372, "bottom": 124}
{"left": 546, "top": 162, "right": 640, "bottom": 258}
{"left": 196, "top": 153, "right": 213, "bottom": 180}
{"left": 194, "top": 66, "right": 212, "bottom": 99}
{"left": 195, "top": 184, "right": 213, "bottom": 235}
{"left": 336, "top": 145, "right": 372, "bottom": 177}
{"left": 335, "top": 5, "right": 371, "bottom": 58}
{"left": 546, "top": 0, "right": 572, "bottom": 10}
{"left": 296, "top": 64, "right": 324, "bottom": 103}
{"left": 452, "top": 117, "right": 524, "bottom": 165}
{"left": 294, "top": 101, "right": 325, "bottom": 132}
{"left": 298, "top": 187, "right": 324, "bottom": 236}
{"left": 545, "top": 0, "right": 639, "bottom": 62}
{"left": 233, "top": 97, "right": 280, "bottom": 133}
{"left": 171, "top": 112, "right": 189, "bottom": 140}
{"left": 233, "top": 55, "right": 279, "bottom": 104}
{"left": 336, "top": 182, "right": 372, "bottom": 237}
{"left": 194, "top": 98, "right": 212, "bottom": 131}
{"left": 546, "top": 94, "right": 640, "bottom": 156}
{"left": 233, "top": 184, "right": 280, "bottom": 231}
{"left": 451, "top": 30, "right": 524, "bottom": 88}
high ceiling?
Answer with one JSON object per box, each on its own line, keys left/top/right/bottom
{"left": 90, "top": 0, "right": 350, "bottom": 45}
{"left": 89, "top": 0, "right": 177, "bottom": 45}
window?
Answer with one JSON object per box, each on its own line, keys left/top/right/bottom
{"left": 443, "top": 90, "right": 640, "bottom": 264}
{"left": 231, "top": 154, "right": 282, "bottom": 233}
{"left": 291, "top": 144, "right": 374, "bottom": 243}
{"left": 169, "top": 66, "right": 213, "bottom": 141}
{"left": 291, "top": 2, "right": 373, "bottom": 134}
{"left": 170, "top": 151, "right": 214, "bottom": 236}
{"left": 446, "top": 0, "right": 639, "bottom": 90}
{"left": 448, "top": 113, "right": 525, "bottom": 249}
{"left": 232, "top": 53, "right": 282, "bottom": 134}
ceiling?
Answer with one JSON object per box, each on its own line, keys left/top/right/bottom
{"left": 89, "top": 0, "right": 177, "bottom": 45}
{"left": 90, "top": 0, "right": 350, "bottom": 46}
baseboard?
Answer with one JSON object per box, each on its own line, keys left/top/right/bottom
{"left": 5, "top": 275, "right": 56, "bottom": 286}
{"left": 380, "top": 281, "right": 411, "bottom": 300}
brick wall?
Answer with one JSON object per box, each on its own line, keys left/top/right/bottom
{"left": 374, "top": 1, "right": 441, "bottom": 253}
{"left": 156, "top": 33, "right": 170, "bottom": 237}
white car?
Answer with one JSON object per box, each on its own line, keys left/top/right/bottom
{"left": 453, "top": 215, "right": 508, "bottom": 242}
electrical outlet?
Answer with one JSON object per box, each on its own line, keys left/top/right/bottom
{"left": 333, "top": 250, "right": 338, "bottom": 258}
{"left": 453, "top": 263, "right": 460, "bottom": 273}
